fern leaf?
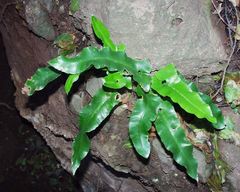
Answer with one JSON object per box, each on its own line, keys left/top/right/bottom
{"left": 179, "top": 74, "right": 225, "bottom": 130}
{"left": 23, "top": 66, "right": 61, "bottom": 96}
{"left": 129, "top": 93, "right": 162, "bottom": 158}
{"left": 79, "top": 88, "right": 120, "bottom": 132}
{"left": 151, "top": 64, "right": 216, "bottom": 123}
{"left": 154, "top": 100, "right": 198, "bottom": 180}
{"left": 64, "top": 74, "right": 80, "bottom": 94}
{"left": 103, "top": 72, "right": 132, "bottom": 89}
{"left": 91, "top": 16, "right": 125, "bottom": 51}
{"left": 71, "top": 132, "right": 90, "bottom": 175}
{"left": 48, "top": 47, "right": 151, "bottom": 91}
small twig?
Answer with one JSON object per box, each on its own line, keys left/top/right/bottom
{"left": 211, "top": 0, "right": 237, "bottom": 34}
{"left": 211, "top": 2, "right": 239, "bottom": 99}
{"left": 224, "top": 3, "right": 235, "bottom": 47}
{"left": 0, "top": 102, "right": 15, "bottom": 111}
{"left": 0, "top": 2, "right": 16, "bottom": 23}
{"left": 212, "top": 35, "right": 237, "bottom": 99}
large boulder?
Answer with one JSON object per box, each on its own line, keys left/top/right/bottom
{"left": 0, "top": 0, "right": 234, "bottom": 191}
{"left": 74, "top": 0, "right": 227, "bottom": 76}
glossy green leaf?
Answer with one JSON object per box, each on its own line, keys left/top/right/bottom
{"left": 71, "top": 132, "right": 90, "bottom": 175}
{"left": 48, "top": 47, "right": 151, "bottom": 91}
{"left": 64, "top": 74, "right": 80, "bottom": 94}
{"left": 125, "top": 77, "right": 132, "bottom": 89}
{"left": 70, "top": 0, "right": 80, "bottom": 14}
{"left": 103, "top": 72, "right": 132, "bottom": 89}
{"left": 199, "top": 93, "right": 225, "bottom": 129}
{"left": 91, "top": 16, "right": 125, "bottom": 51}
{"left": 154, "top": 100, "right": 198, "bottom": 180}
{"left": 135, "top": 85, "right": 145, "bottom": 97}
{"left": 129, "top": 93, "right": 162, "bottom": 158}
{"left": 117, "top": 43, "right": 126, "bottom": 52}
{"left": 151, "top": 64, "right": 216, "bottom": 123}
{"left": 79, "top": 88, "right": 120, "bottom": 132}
{"left": 23, "top": 66, "right": 61, "bottom": 96}
{"left": 179, "top": 75, "right": 225, "bottom": 130}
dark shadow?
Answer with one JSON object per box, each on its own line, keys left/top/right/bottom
{"left": 132, "top": 147, "right": 150, "bottom": 165}
{"left": 155, "top": 133, "right": 198, "bottom": 185}
{"left": 66, "top": 68, "right": 106, "bottom": 101}
{"left": 175, "top": 102, "right": 215, "bottom": 133}
{"left": 25, "top": 74, "right": 66, "bottom": 110}
{"left": 91, "top": 27, "right": 104, "bottom": 46}
{"left": 74, "top": 154, "right": 92, "bottom": 192}
{"left": 0, "top": 32, "right": 78, "bottom": 192}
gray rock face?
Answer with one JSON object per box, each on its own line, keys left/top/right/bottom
{"left": 74, "top": 0, "right": 227, "bottom": 76}
{"left": 25, "top": 0, "right": 55, "bottom": 40}
{"left": 220, "top": 141, "right": 240, "bottom": 192}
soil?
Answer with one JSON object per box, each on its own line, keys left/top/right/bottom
{"left": 0, "top": 34, "right": 79, "bottom": 192}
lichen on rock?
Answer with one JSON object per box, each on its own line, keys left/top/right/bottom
{"left": 25, "top": 0, "right": 55, "bottom": 40}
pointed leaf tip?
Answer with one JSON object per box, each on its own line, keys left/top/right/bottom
{"left": 79, "top": 88, "right": 120, "bottom": 133}
{"left": 24, "top": 66, "right": 61, "bottom": 96}
{"left": 64, "top": 74, "right": 80, "bottom": 94}
{"left": 129, "top": 93, "right": 162, "bottom": 158}
{"left": 151, "top": 64, "right": 216, "bottom": 123}
{"left": 71, "top": 132, "right": 90, "bottom": 175}
{"left": 179, "top": 73, "right": 225, "bottom": 130}
{"left": 91, "top": 16, "right": 125, "bottom": 51}
{"left": 154, "top": 100, "right": 198, "bottom": 180}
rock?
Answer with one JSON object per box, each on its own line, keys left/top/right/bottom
{"left": 153, "top": 138, "right": 213, "bottom": 183}
{"left": 220, "top": 140, "right": 240, "bottom": 192}
{"left": 74, "top": 0, "right": 227, "bottom": 77}
{"left": 25, "top": 0, "right": 55, "bottom": 40}
{"left": 0, "top": 0, "right": 219, "bottom": 191}
{"left": 40, "top": 0, "right": 53, "bottom": 12}
{"left": 196, "top": 75, "right": 217, "bottom": 94}
{"left": 113, "top": 104, "right": 128, "bottom": 116}
{"left": 79, "top": 161, "right": 155, "bottom": 192}
{"left": 69, "top": 91, "right": 89, "bottom": 114}
{"left": 86, "top": 77, "right": 103, "bottom": 97}
{"left": 152, "top": 139, "right": 175, "bottom": 174}
{"left": 91, "top": 114, "right": 209, "bottom": 191}
{"left": 193, "top": 148, "right": 213, "bottom": 183}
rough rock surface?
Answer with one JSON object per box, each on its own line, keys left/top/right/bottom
{"left": 75, "top": 0, "right": 227, "bottom": 76}
{"left": 221, "top": 141, "right": 240, "bottom": 192}
{"left": 1, "top": 0, "right": 238, "bottom": 191}
{"left": 221, "top": 107, "right": 240, "bottom": 191}
{"left": 25, "top": 0, "right": 55, "bottom": 40}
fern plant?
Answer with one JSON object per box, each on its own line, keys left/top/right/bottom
{"left": 22, "top": 16, "right": 225, "bottom": 181}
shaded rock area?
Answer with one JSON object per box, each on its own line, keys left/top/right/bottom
{"left": 1, "top": 0, "right": 240, "bottom": 191}
{"left": 0, "top": 34, "right": 75, "bottom": 191}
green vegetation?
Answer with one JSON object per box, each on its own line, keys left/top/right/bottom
{"left": 69, "top": 0, "right": 80, "bottom": 14}
{"left": 23, "top": 16, "right": 226, "bottom": 181}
